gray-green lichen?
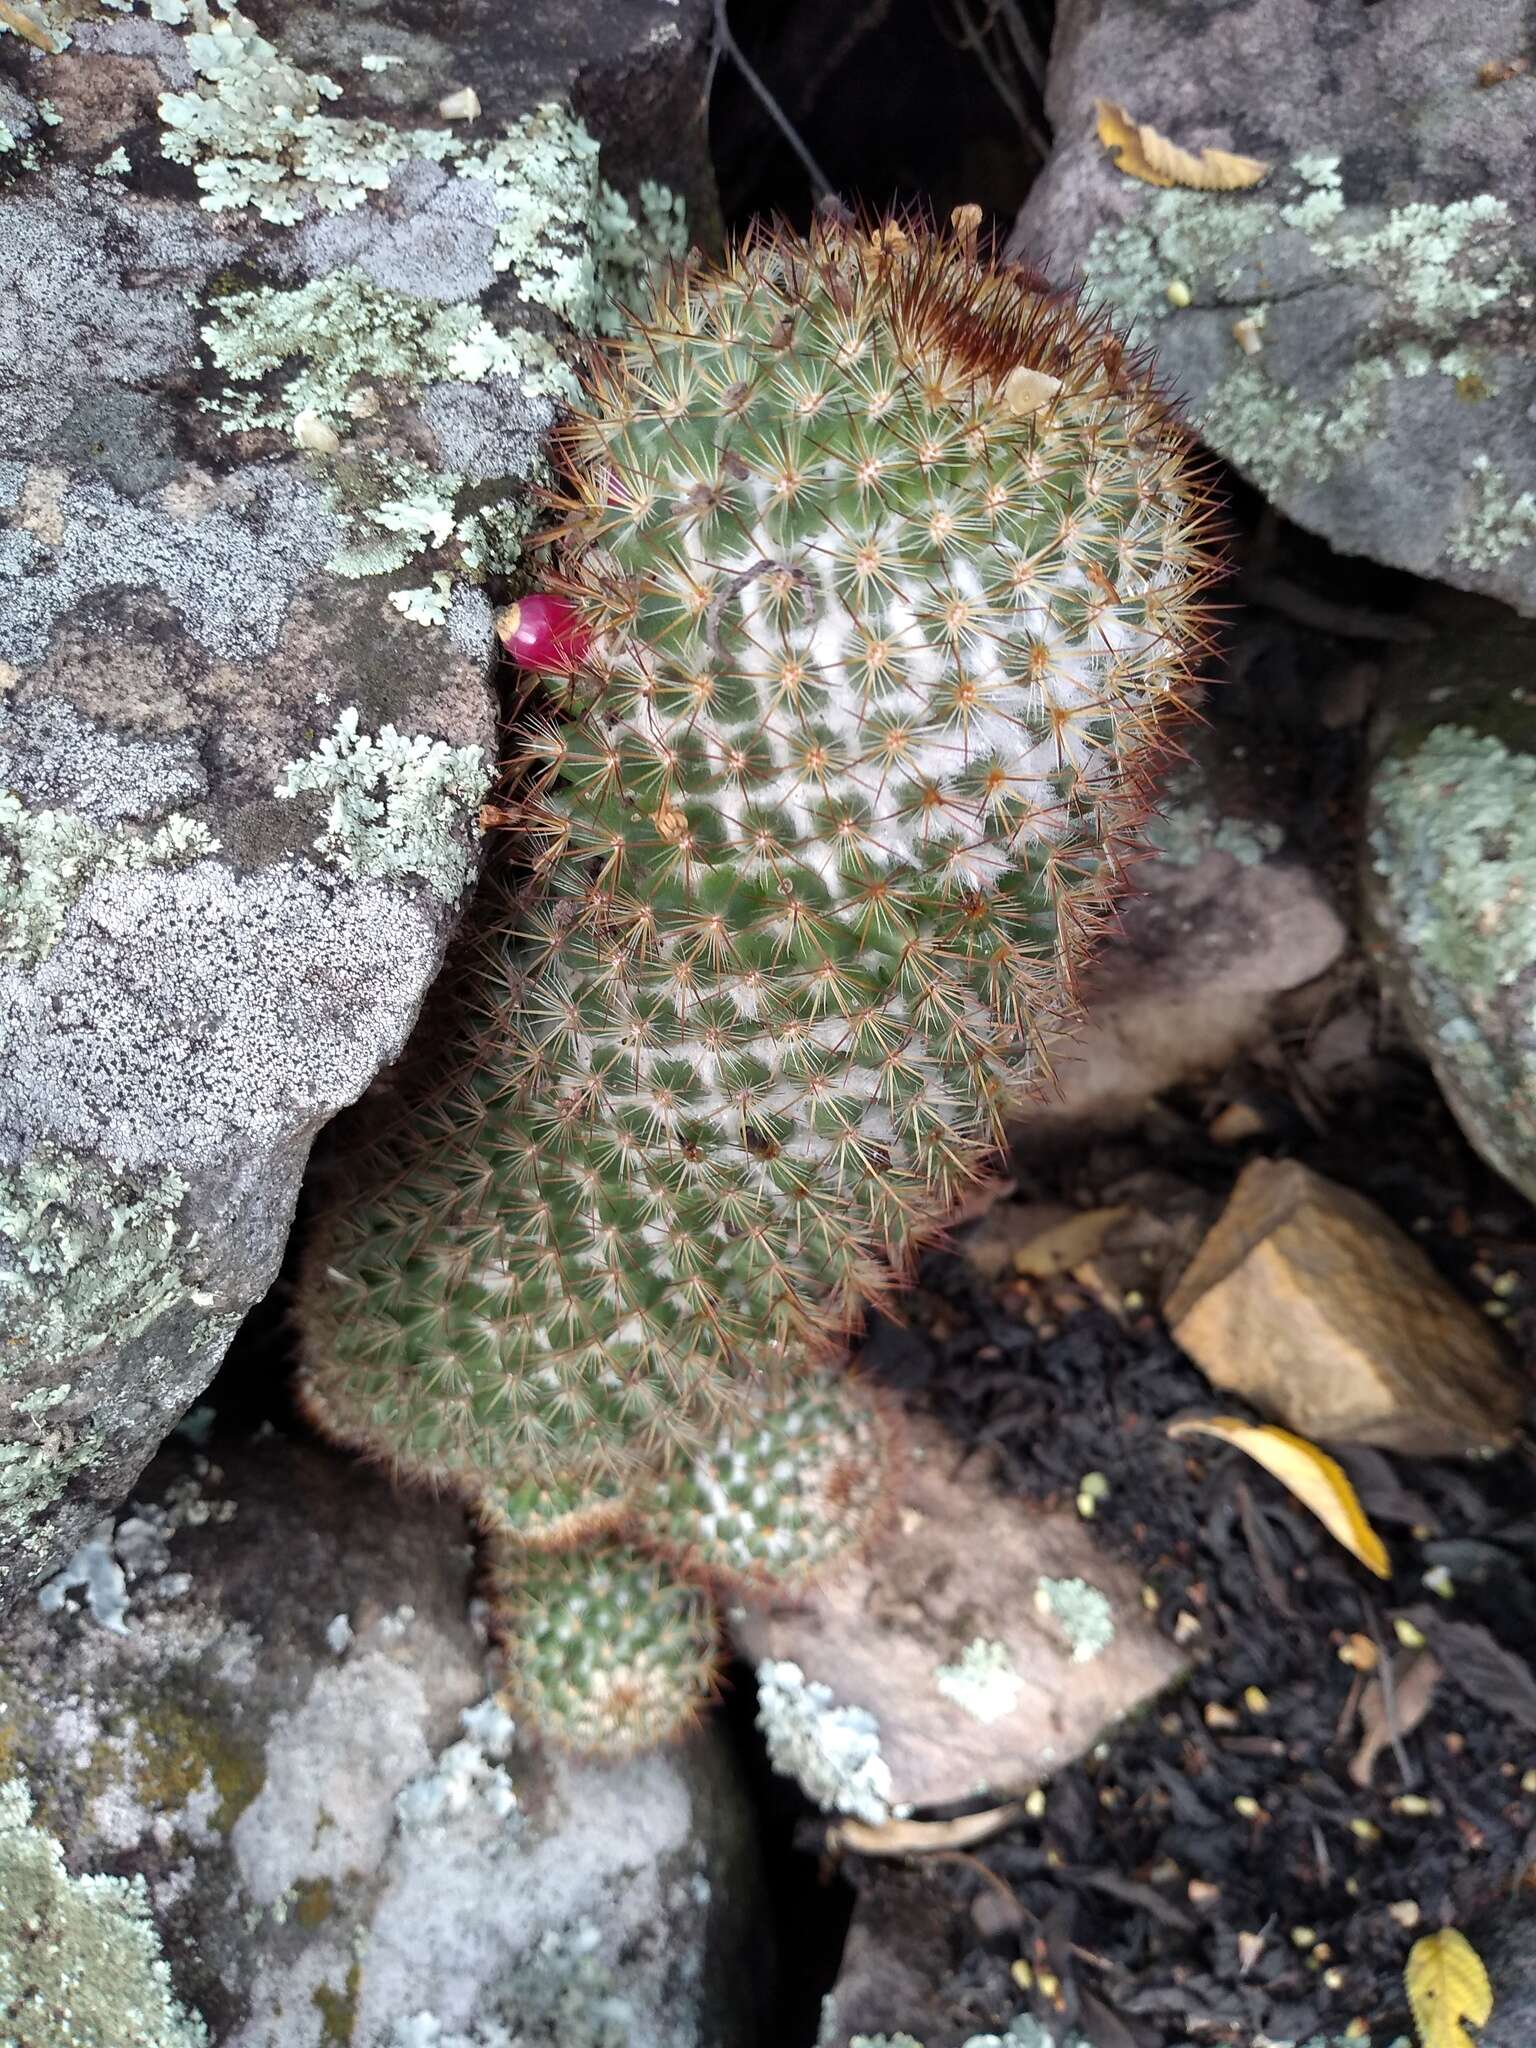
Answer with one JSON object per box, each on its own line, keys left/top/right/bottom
{"left": 322, "top": 453, "right": 464, "bottom": 579}
{"left": 1033, "top": 1576, "right": 1114, "bottom": 1664}
{"left": 754, "top": 1659, "right": 897, "bottom": 1825}
{"left": 273, "top": 707, "right": 487, "bottom": 897}
{"left": 1447, "top": 454, "right": 1536, "bottom": 571}
{"left": 1083, "top": 162, "right": 1534, "bottom": 510}
{"left": 158, "top": 0, "right": 459, "bottom": 223}
{"left": 200, "top": 268, "right": 572, "bottom": 432}
{"left": 0, "top": 1146, "right": 206, "bottom": 1367}
{"left": 0, "top": 795, "right": 217, "bottom": 971}
{"left": 0, "top": 1774, "right": 208, "bottom": 2048}
{"left": 932, "top": 1638, "right": 1022, "bottom": 1724}
{"left": 1370, "top": 721, "right": 1536, "bottom": 1194}
{"left": 1144, "top": 763, "right": 1284, "bottom": 869}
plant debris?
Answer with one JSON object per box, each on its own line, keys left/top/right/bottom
{"left": 849, "top": 1062, "right": 1536, "bottom": 2045}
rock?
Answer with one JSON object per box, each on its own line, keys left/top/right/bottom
{"left": 0, "top": 1425, "right": 769, "bottom": 2048}
{"left": 0, "top": 0, "right": 718, "bottom": 1605}
{"left": 1365, "top": 613, "right": 1536, "bottom": 1208}
{"left": 733, "top": 1417, "right": 1185, "bottom": 1816}
{"left": 1467, "top": 1896, "right": 1536, "bottom": 2048}
{"left": 1014, "top": 0, "right": 1536, "bottom": 615}
{"left": 1164, "top": 1158, "right": 1527, "bottom": 1456}
{"left": 1016, "top": 747, "right": 1346, "bottom": 1134}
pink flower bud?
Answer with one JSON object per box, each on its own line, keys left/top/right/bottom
{"left": 496, "top": 593, "right": 590, "bottom": 671}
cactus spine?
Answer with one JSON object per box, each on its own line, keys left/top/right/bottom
{"left": 296, "top": 211, "right": 1218, "bottom": 1754}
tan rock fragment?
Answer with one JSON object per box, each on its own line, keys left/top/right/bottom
{"left": 732, "top": 1417, "right": 1186, "bottom": 1812}
{"left": 1165, "top": 1158, "right": 1527, "bottom": 1456}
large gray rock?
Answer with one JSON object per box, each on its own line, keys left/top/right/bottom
{"left": 1014, "top": 0, "right": 1536, "bottom": 615}
{"left": 0, "top": 1424, "right": 769, "bottom": 2048}
{"left": 0, "top": 0, "right": 717, "bottom": 1605}
{"left": 1471, "top": 1896, "right": 1536, "bottom": 2048}
{"left": 1364, "top": 612, "right": 1536, "bottom": 1205}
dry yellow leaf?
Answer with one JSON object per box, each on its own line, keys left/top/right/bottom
{"left": 1094, "top": 100, "right": 1269, "bottom": 192}
{"left": 0, "top": 0, "right": 58, "bottom": 51}
{"left": 1405, "top": 1927, "right": 1493, "bottom": 2048}
{"left": 1167, "top": 1416, "right": 1390, "bottom": 1578}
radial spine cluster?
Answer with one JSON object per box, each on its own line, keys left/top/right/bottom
{"left": 295, "top": 211, "right": 1218, "bottom": 1754}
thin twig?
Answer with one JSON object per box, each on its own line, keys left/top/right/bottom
{"left": 1361, "top": 1594, "right": 1418, "bottom": 1792}
{"left": 710, "top": 0, "right": 835, "bottom": 199}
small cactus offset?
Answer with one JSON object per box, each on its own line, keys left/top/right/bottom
{"left": 296, "top": 209, "right": 1218, "bottom": 1756}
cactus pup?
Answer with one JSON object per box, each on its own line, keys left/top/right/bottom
{"left": 295, "top": 208, "right": 1220, "bottom": 1754}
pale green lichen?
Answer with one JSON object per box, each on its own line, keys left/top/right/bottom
{"left": 1279, "top": 152, "right": 1343, "bottom": 234}
{"left": 1145, "top": 764, "right": 1283, "bottom": 869}
{"left": 273, "top": 706, "right": 487, "bottom": 898}
{"left": 0, "top": 795, "right": 218, "bottom": 971}
{"left": 0, "top": 1774, "right": 208, "bottom": 2048}
{"left": 1447, "top": 453, "right": 1536, "bottom": 570}
{"left": 1199, "top": 355, "right": 1395, "bottom": 503}
{"left": 845, "top": 2022, "right": 1089, "bottom": 2048}
{"left": 1084, "top": 161, "right": 1533, "bottom": 507}
{"left": 0, "top": 1146, "right": 206, "bottom": 1366}
{"left": 158, "top": 0, "right": 457, "bottom": 223}
{"left": 755, "top": 1659, "right": 897, "bottom": 1825}
{"left": 932, "top": 1638, "right": 1022, "bottom": 1725}
{"left": 388, "top": 575, "right": 454, "bottom": 628}
{"left": 322, "top": 453, "right": 463, "bottom": 580}
{"left": 457, "top": 107, "right": 687, "bottom": 335}
{"left": 200, "top": 269, "right": 573, "bottom": 433}
{"left": 93, "top": 146, "right": 132, "bottom": 179}
{"left": 1334, "top": 193, "right": 1521, "bottom": 327}
{"left": 1371, "top": 723, "right": 1536, "bottom": 1183}
{"left": 1033, "top": 1576, "right": 1114, "bottom": 1664}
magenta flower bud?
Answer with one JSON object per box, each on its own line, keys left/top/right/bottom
{"left": 496, "top": 593, "right": 591, "bottom": 671}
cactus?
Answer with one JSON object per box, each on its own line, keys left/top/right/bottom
{"left": 296, "top": 210, "right": 1218, "bottom": 1754}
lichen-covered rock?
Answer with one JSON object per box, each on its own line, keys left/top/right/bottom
{"left": 1013, "top": 0, "right": 1536, "bottom": 614}
{"left": 0, "top": 1424, "right": 769, "bottom": 2048}
{"left": 0, "top": 0, "right": 718, "bottom": 1606}
{"left": 1365, "top": 614, "right": 1536, "bottom": 1205}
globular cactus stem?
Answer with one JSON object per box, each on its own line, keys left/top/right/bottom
{"left": 296, "top": 208, "right": 1219, "bottom": 1757}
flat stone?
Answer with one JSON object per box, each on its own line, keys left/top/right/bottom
{"left": 0, "top": 1425, "right": 768, "bottom": 2048}
{"left": 733, "top": 1417, "right": 1186, "bottom": 1815}
{"left": 0, "top": 0, "right": 719, "bottom": 1608}
{"left": 1013, "top": 0, "right": 1536, "bottom": 616}
{"left": 1010, "top": 732, "right": 1346, "bottom": 1135}
{"left": 1165, "top": 1158, "right": 1527, "bottom": 1456}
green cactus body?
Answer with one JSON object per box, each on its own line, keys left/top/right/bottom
{"left": 296, "top": 214, "right": 1216, "bottom": 1752}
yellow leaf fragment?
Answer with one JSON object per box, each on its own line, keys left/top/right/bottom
{"left": 0, "top": 0, "right": 58, "bottom": 52}
{"left": 1167, "top": 1416, "right": 1391, "bottom": 1578}
{"left": 1094, "top": 100, "right": 1269, "bottom": 192}
{"left": 1405, "top": 1927, "right": 1493, "bottom": 2048}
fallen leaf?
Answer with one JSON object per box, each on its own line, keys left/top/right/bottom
{"left": 1168, "top": 1416, "right": 1391, "bottom": 1578}
{"left": 0, "top": 0, "right": 57, "bottom": 51}
{"left": 1405, "top": 1927, "right": 1494, "bottom": 2048}
{"left": 1093, "top": 100, "right": 1269, "bottom": 191}
{"left": 1420, "top": 1615, "right": 1536, "bottom": 1732}
{"left": 829, "top": 1802, "right": 1025, "bottom": 1856}
{"left": 1011, "top": 1204, "right": 1131, "bottom": 1278}
{"left": 1349, "top": 1649, "right": 1442, "bottom": 1788}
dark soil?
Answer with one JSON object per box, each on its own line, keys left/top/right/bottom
{"left": 840, "top": 1063, "right": 1536, "bottom": 2048}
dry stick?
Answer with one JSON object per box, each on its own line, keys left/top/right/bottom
{"left": 710, "top": 0, "right": 835, "bottom": 201}
{"left": 928, "top": 1852, "right": 1119, "bottom": 1975}
{"left": 1360, "top": 1593, "right": 1418, "bottom": 1792}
